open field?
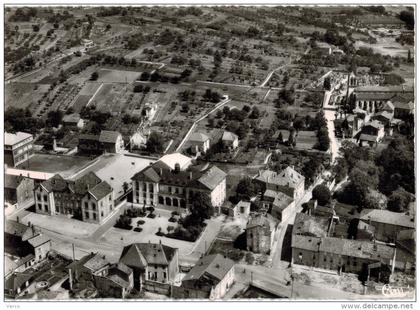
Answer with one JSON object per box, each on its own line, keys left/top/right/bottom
{"left": 96, "top": 68, "right": 141, "bottom": 83}
{"left": 16, "top": 154, "right": 93, "bottom": 178}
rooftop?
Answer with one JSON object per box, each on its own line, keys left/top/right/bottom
{"left": 99, "top": 130, "right": 122, "bottom": 144}
{"left": 359, "top": 209, "right": 415, "bottom": 229}
{"left": 293, "top": 213, "right": 330, "bottom": 237}
{"left": 84, "top": 253, "right": 110, "bottom": 272}
{"left": 63, "top": 113, "right": 82, "bottom": 124}
{"left": 182, "top": 254, "right": 234, "bottom": 283}
{"left": 255, "top": 166, "right": 305, "bottom": 189}
{"left": 5, "top": 131, "right": 32, "bottom": 146}
{"left": 119, "top": 242, "right": 177, "bottom": 267}
{"left": 158, "top": 153, "right": 192, "bottom": 171}
{"left": 222, "top": 131, "right": 238, "bottom": 142}
{"left": 189, "top": 132, "right": 210, "bottom": 143}
{"left": 88, "top": 181, "right": 113, "bottom": 201}
{"left": 246, "top": 213, "right": 271, "bottom": 230}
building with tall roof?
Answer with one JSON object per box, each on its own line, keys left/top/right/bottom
{"left": 131, "top": 153, "right": 227, "bottom": 214}
{"left": 173, "top": 254, "right": 235, "bottom": 299}
{"left": 254, "top": 166, "right": 305, "bottom": 201}
{"left": 187, "top": 132, "right": 210, "bottom": 155}
{"left": 359, "top": 209, "right": 415, "bottom": 243}
{"left": 5, "top": 175, "right": 34, "bottom": 206}
{"left": 78, "top": 130, "right": 124, "bottom": 154}
{"left": 246, "top": 213, "right": 275, "bottom": 254}
{"left": 34, "top": 171, "right": 114, "bottom": 224}
{"left": 119, "top": 242, "right": 179, "bottom": 290}
{"left": 4, "top": 131, "right": 34, "bottom": 167}
{"left": 261, "top": 189, "right": 295, "bottom": 223}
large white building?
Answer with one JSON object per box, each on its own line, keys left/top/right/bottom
{"left": 131, "top": 153, "right": 227, "bottom": 214}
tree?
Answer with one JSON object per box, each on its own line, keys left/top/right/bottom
{"left": 106, "top": 24, "right": 112, "bottom": 31}
{"left": 139, "top": 71, "right": 150, "bottom": 81}
{"left": 249, "top": 106, "right": 260, "bottom": 119}
{"left": 46, "top": 110, "right": 63, "bottom": 128}
{"left": 323, "top": 76, "right": 331, "bottom": 91}
{"left": 90, "top": 71, "right": 99, "bottom": 81}
{"left": 133, "top": 84, "right": 143, "bottom": 93}
{"left": 146, "top": 131, "right": 164, "bottom": 154}
{"left": 190, "top": 192, "right": 214, "bottom": 224}
{"left": 312, "top": 185, "right": 331, "bottom": 206}
{"left": 236, "top": 177, "right": 258, "bottom": 200}
{"left": 32, "top": 24, "right": 40, "bottom": 32}
{"left": 387, "top": 187, "right": 412, "bottom": 213}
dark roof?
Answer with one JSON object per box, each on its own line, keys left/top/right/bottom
{"left": 5, "top": 175, "right": 24, "bottom": 189}
{"left": 40, "top": 172, "right": 102, "bottom": 196}
{"left": 120, "top": 243, "right": 177, "bottom": 268}
{"left": 5, "top": 273, "right": 33, "bottom": 292}
{"left": 88, "top": 181, "right": 112, "bottom": 201}
{"left": 132, "top": 163, "right": 226, "bottom": 191}
{"left": 5, "top": 220, "right": 31, "bottom": 238}
{"left": 99, "top": 130, "right": 121, "bottom": 144}
{"left": 79, "top": 134, "right": 99, "bottom": 142}
{"left": 182, "top": 254, "right": 234, "bottom": 283}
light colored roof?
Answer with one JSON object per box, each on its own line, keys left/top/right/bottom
{"left": 6, "top": 168, "right": 54, "bottom": 180}
{"left": 99, "top": 130, "right": 121, "bottom": 144}
{"left": 255, "top": 167, "right": 304, "bottom": 189}
{"left": 27, "top": 234, "right": 50, "bottom": 248}
{"left": 189, "top": 132, "right": 210, "bottom": 143}
{"left": 263, "top": 189, "right": 294, "bottom": 211}
{"left": 364, "top": 120, "right": 384, "bottom": 129}
{"left": 292, "top": 235, "right": 321, "bottom": 252}
{"left": 158, "top": 153, "right": 192, "bottom": 171}
{"left": 359, "top": 209, "right": 415, "bottom": 229}
{"left": 197, "top": 166, "right": 227, "bottom": 190}
{"left": 63, "top": 113, "right": 81, "bottom": 124}
{"left": 5, "top": 132, "right": 32, "bottom": 146}
{"left": 246, "top": 214, "right": 271, "bottom": 229}
{"left": 293, "top": 213, "right": 329, "bottom": 237}
{"left": 222, "top": 131, "right": 238, "bottom": 142}
{"left": 319, "top": 237, "right": 394, "bottom": 261}
{"left": 84, "top": 253, "right": 110, "bottom": 272}
{"left": 182, "top": 254, "right": 234, "bottom": 283}
{"left": 373, "top": 111, "right": 393, "bottom": 121}
{"left": 233, "top": 200, "right": 251, "bottom": 210}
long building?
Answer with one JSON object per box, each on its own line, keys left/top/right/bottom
{"left": 34, "top": 172, "right": 114, "bottom": 224}
{"left": 131, "top": 153, "right": 227, "bottom": 214}
{"left": 4, "top": 132, "right": 34, "bottom": 167}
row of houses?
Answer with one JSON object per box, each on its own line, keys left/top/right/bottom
{"left": 292, "top": 202, "right": 415, "bottom": 278}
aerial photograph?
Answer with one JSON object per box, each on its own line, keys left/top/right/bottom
{"left": 3, "top": 3, "right": 416, "bottom": 303}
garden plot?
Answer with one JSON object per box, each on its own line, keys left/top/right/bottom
{"left": 5, "top": 82, "right": 49, "bottom": 111}
{"left": 96, "top": 68, "right": 141, "bottom": 83}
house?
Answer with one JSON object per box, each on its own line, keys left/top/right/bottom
{"left": 227, "top": 200, "right": 250, "bottom": 218}
{"left": 246, "top": 213, "right": 275, "bottom": 254}
{"left": 313, "top": 42, "right": 332, "bottom": 55}
{"left": 357, "top": 121, "right": 385, "bottom": 147}
{"left": 93, "top": 263, "right": 134, "bottom": 299}
{"left": 81, "top": 38, "right": 94, "bottom": 49}
{"left": 291, "top": 213, "right": 396, "bottom": 279}
{"left": 34, "top": 172, "right": 114, "bottom": 224}
{"left": 78, "top": 130, "right": 124, "bottom": 154}
{"left": 173, "top": 254, "right": 235, "bottom": 299}
{"left": 292, "top": 235, "right": 396, "bottom": 279}
{"left": 5, "top": 175, "right": 34, "bottom": 206}
{"left": 4, "top": 272, "right": 33, "bottom": 298}
{"left": 63, "top": 113, "right": 84, "bottom": 129}
{"left": 142, "top": 103, "right": 158, "bottom": 120}
{"left": 393, "top": 99, "right": 414, "bottom": 119}
{"left": 4, "top": 131, "right": 34, "bottom": 167}
{"left": 119, "top": 242, "right": 179, "bottom": 290}
{"left": 260, "top": 189, "right": 295, "bottom": 223}
{"left": 5, "top": 220, "right": 51, "bottom": 268}
{"left": 221, "top": 131, "right": 239, "bottom": 151}
{"left": 359, "top": 209, "right": 415, "bottom": 243}
{"left": 131, "top": 153, "right": 226, "bottom": 214}
{"left": 27, "top": 234, "right": 52, "bottom": 263}
{"left": 188, "top": 132, "right": 210, "bottom": 155}
{"left": 67, "top": 252, "right": 133, "bottom": 298}
{"left": 253, "top": 166, "right": 305, "bottom": 201}
{"left": 99, "top": 130, "right": 124, "bottom": 153}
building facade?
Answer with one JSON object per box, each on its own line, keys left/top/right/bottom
{"left": 34, "top": 172, "right": 114, "bottom": 224}
{"left": 4, "top": 132, "right": 34, "bottom": 167}
{"left": 131, "top": 154, "right": 227, "bottom": 214}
